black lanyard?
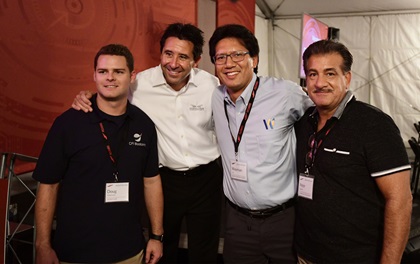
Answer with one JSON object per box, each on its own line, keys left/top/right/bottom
{"left": 223, "top": 77, "right": 260, "bottom": 161}
{"left": 99, "top": 122, "right": 120, "bottom": 182}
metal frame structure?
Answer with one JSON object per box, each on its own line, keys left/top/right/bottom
{"left": 1, "top": 152, "right": 38, "bottom": 264}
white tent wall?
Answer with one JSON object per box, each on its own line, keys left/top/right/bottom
{"left": 255, "top": 11, "right": 420, "bottom": 150}
{"left": 255, "top": 13, "right": 269, "bottom": 77}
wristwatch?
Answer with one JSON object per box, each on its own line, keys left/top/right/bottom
{"left": 149, "top": 233, "right": 164, "bottom": 242}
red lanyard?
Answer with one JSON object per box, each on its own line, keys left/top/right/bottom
{"left": 99, "top": 122, "right": 119, "bottom": 182}
{"left": 311, "top": 127, "right": 332, "bottom": 159}
{"left": 224, "top": 77, "right": 260, "bottom": 160}
{"left": 305, "top": 118, "right": 336, "bottom": 171}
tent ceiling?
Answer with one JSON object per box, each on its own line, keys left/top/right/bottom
{"left": 256, "top": 0, "right": 420, "bottom": 19}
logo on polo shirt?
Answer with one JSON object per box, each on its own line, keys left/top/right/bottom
{"left": 189, "top": 104, "right": 204, "bottom": 111}
{"left": 129, "top": 133, "right": 146, "bottom": 147}
{"left": 134, "top": 133, "right": 142, "bottom": 142}
{"left": 263, "top": 118, "right": 275, "bottom": 130}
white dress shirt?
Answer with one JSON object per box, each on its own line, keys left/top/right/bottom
{"left": 130, "top": 65, "right": 220, "bottom": 170}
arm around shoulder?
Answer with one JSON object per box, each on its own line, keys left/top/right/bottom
{"left": 71, "top": 90, "right": 94, "bottom": 112}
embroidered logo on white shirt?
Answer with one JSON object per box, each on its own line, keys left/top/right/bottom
{"left": 189, "top": 104, "right": 204, "bottom": 111}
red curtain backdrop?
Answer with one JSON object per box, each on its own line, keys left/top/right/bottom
{"left": 217, "top": 0, "right": 255, "bottom": 32}
{"left": 0, "top": 0, "right": 197, "bottom": 162}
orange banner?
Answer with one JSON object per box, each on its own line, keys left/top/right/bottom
{"left": 0, "top": 0, "right": 197, "bottom": 159}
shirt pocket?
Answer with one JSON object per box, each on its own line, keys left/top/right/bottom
{"left": 256, "top": 133, "right": 285, "bottom": 164}
{"left": 323, "top": 147, "right": 350, "bottom": 155}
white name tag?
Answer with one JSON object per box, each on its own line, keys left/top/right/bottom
{"left": 230, "top": 160, "right": 248, "bottom": 182}
{"left": 105, "top": 182, "right": 129, "bottom": 203}
{"left": 298, "top": 173, "right": 314, "bottom": 200}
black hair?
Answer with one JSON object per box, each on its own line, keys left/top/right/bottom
{"left": 94, "top": 44, "right": 134, "bottom": 72}
{"left": 209, "top": 24, "right": 259, "bottom": 73}
{"left": 160, "top": 23, "right": 204, "bottom": 61}
{"left": 302, "top": 39, "right": 353, "bottom": 75}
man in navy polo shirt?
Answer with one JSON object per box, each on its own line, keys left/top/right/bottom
{"left": 295, "top": 40, "right": 412, "bottom": 263}
{"left": 33, "top": 44, "right": 164, "bottom": 263}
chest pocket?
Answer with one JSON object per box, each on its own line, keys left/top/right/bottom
{"left": 317, "top": 145, "right": 352, "bottom": 172}
{"left": 245, "top": 133, "right": 285, "bottom": 164}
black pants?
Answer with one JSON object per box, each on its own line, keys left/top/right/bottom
{"left": 223, "top": 202, "right": 296, "bottom": 264}
{"left": 159, "top": 158, "right": 223, "bottom": 264}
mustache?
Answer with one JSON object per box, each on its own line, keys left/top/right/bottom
{"left": 313, "top": 88, "right": 333, "bottom": 93}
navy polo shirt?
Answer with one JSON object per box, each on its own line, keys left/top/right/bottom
{"left": 33, "top": 94, "right": 159, "bottom": 263}
{"left": 294, "top": 96, "right": 410, "bottom": 263}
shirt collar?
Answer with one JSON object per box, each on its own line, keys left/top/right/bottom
{"left": 309, "top": 90, "right": 355, "bottom": 120}
{"left": 152, "top": 65, "right": 196, "bottom": 89}
{"left": 151, "top": 65, "right": 168, "bottom": 87}
{"left": 223, "top": 73, "right": 257, "bottom": 105}
{"left": 333, "top": 91, "right": 354, "bottom": 119}
{"left": 89, "top": 93, "right": 132, "bottom": 123}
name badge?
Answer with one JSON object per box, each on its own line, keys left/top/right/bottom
{"left": 105, "top": 182, "right": 129, "bottom": 203}
{"left": 230, "top": 160, "right": 248, "bottom": 181}
{"left": 298, "top": 173, "right": 314, "bottom": 200}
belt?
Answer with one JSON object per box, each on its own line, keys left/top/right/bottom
{"left": 227, "top": 198, "right": 295, "bottom": 219}
{"left": 160, "top": 157, "right": 220, "bottom": 177}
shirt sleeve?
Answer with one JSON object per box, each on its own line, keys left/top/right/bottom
{"left": 363, "top": 110, "right": 410, "bottom": 177}
{"left": 32, "top": 114, "right": 69, "bottom": 184}
{"left": 141, "top": 118, "right": 160, "bottom": 178}
{"left": 287, "top": 81, "right": 314, "bottom": 122}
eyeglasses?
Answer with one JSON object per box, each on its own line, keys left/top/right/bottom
{"left": 305, "top": 133, "right": 318, "bottom": 169}
{"left": 213, "top": 51, "right": 250, "bottom": 65}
